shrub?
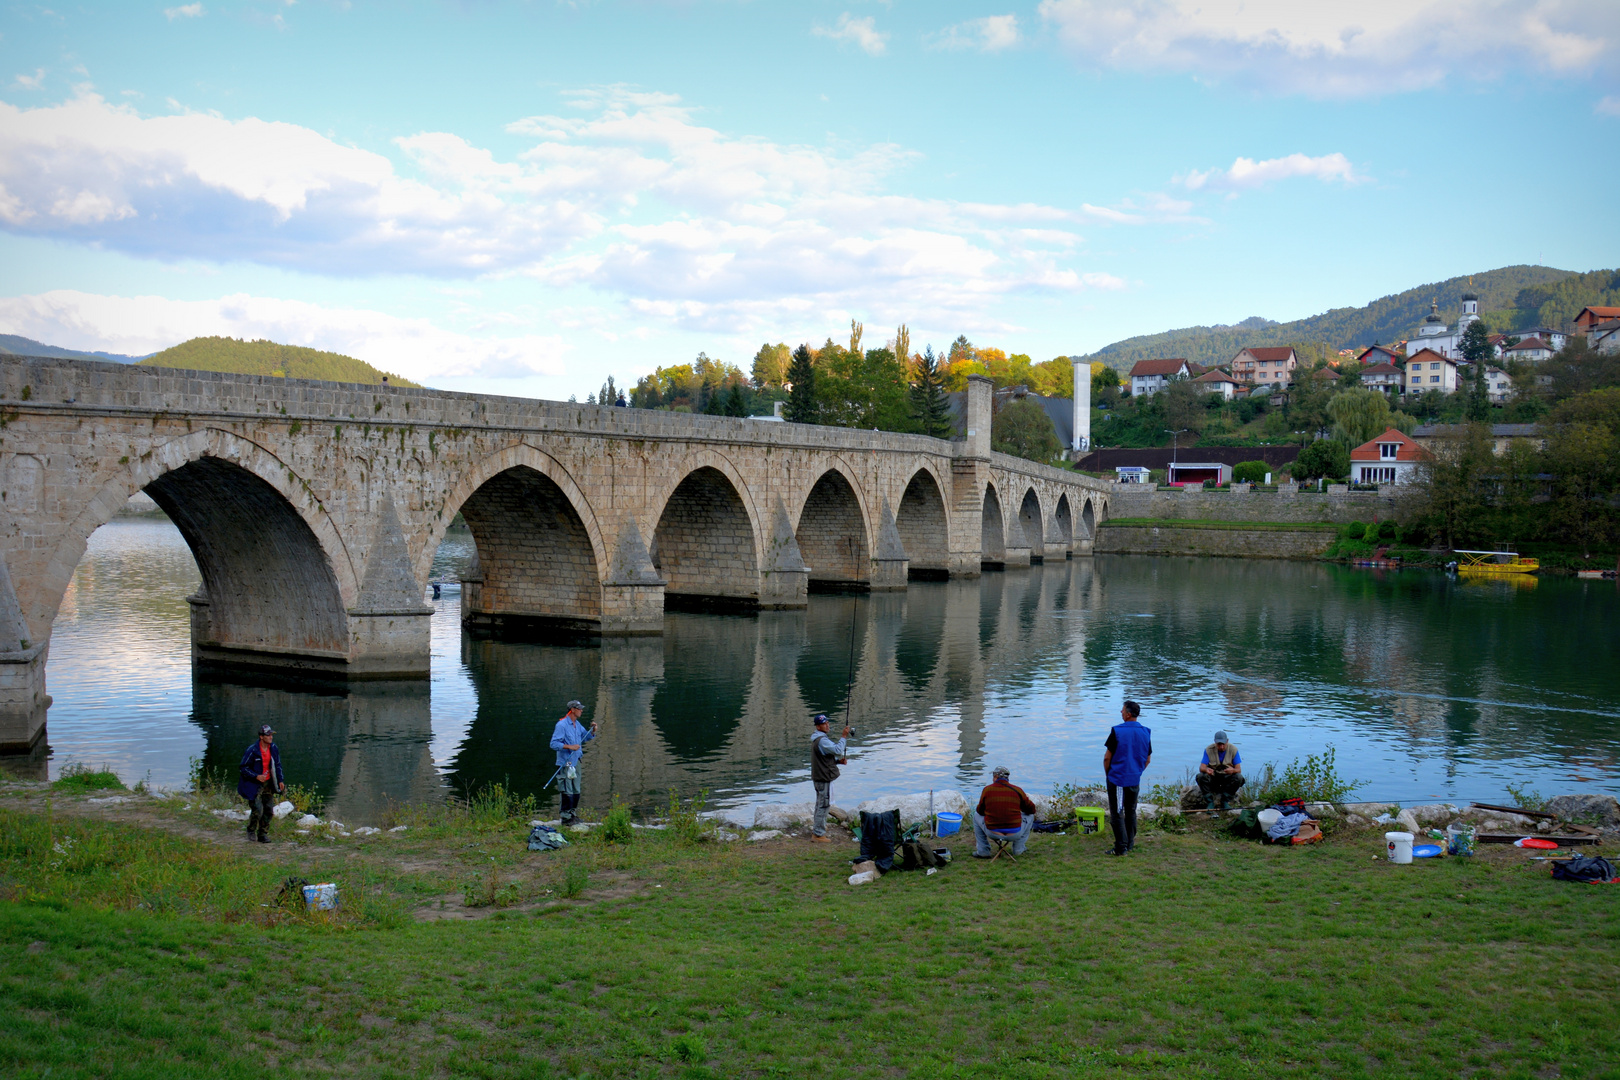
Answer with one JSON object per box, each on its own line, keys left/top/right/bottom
{"left": 1345, "top": 521, "right": 1367, "bottom": 540}
{"left": 1377, "top": 520, "right": 1401, "bottom": 541}
{"left": 665, "top": 789, "right": 713, "bottom": 844}
{"left": 599, "top": 797, "right": 633, "bottom": 844}
{"left": 562, "top": 863, "right": 589, "bottom": 899}
{"left": 52, "top": 763, "right": 124, "bottom": 793}
{"left": 1232, "top": 460, "right": 1269, "bottom": 484}
{"left": 1248, "top": 746, "right": 1363, "bottom": 804}
{"left": 1294, "top": 438, "right": 1350, "bottom": 481}
{"left": 463, "top": 780, "right": 538, "bottom": 827}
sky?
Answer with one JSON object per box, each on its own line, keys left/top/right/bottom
{"left": 1, "top": 1, "right": 1617, "bottom": 401}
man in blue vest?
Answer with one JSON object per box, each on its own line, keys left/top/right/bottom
{"left": 549, "top": 699, "right": 597, "bottom": 825}
{"left": 1103, "top": 700, "right": 1152, "bottom": 856}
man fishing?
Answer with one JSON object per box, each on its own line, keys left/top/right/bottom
{"left": 1196, "top": 729, "right": 1245, "bottom": 809}
{"left": 809, "top": 714, "right": 851, "bottom": 843}
{"left": 549, "top": 699, "right": 597, "bottom": 825}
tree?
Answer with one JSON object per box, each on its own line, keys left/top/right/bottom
{"left": 751, "top": 343, "right": 790, "bottom": 388}
{"left": 599, "top": 375, "right": 621, "bottom": 406}
{"left": 1543, "top": 421, "right": 1619, "bottom": 559}
{"left": 1547, "top": 336, "right": 1620, "bottom": 401}
{"left": 1416, "top": 423, "right": 1495, "bottom": 548}
{"left": 992, "top": 399, "right": 1062, "bottom": 463}
{"left": 1162, "top": 378, "right": 1204, "bottom": 435}
{"left": 893, "top": 324, "right": 910, "bottom": 369}
{"left": 911, "top": 346, "right": 952, "bottom": 439}
{"left": 1294, "top": 438, "right": 1350, "bottom": 481}
{"left": 723, "top": 383, "right": 746, "bottom": 417}
{"left": 1232, "top": 460, "right": 1270, "bottom": 484}
{"left": 848, "top": 320, "right": 863, "bottom": 357}
{"left": 630, "top": 374, "right": 662, "bottom": 409}
{"left": 1459, "top": 319, "right": 1494, "bottom": 364}
{"left": 784, "top": 344, "right": 818, "bottom": 423}
{"left": 1327, "top": 387, "right": 1396, "bottom": 446}
{"left": 1466, "top": 359, "right": 1490, "bottom": 421}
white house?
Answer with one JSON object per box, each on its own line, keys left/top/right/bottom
{"left": 1349, "top": 428, "right": 1427, "bottom": 485}
{"left": 1128, "top": 357, "right": 1191, "bottom": 397}
{"left": 1192, "top": 369, "right": 1239, "bottom": 400}
{"left": 1404, "top": 348, "right": 1458, "bottom": 395}
{"left": 1362, "top": 361, "right": 1403, "bottom": 394}
{"left": 1502, "top": 336, "right": 1556, "bottom": 365}
{"left": 1485, "top": 366, "right": 1513, "bottom": 403}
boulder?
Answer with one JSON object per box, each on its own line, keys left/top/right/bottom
{"left": 754, "top": 803, "right": 815, "bottom": 829}
{"left": 1178, "top": 786, "right": 1207, "bottom": 811}
{"left": 272, "top": 801, "right": 295, "bottom": 818}
{"left": 1455, "top": 807, "right": 1539, "bottom": 832}
{"left": 212, "top": 808, "right": 249, "bottom": 822}
{"left": 828, "top": 806, "right": 852, "bottom": 825}
{"left": 748, "top": 830, "right": 783, "bottom": 842}
{"left": 1304, "top": 802, "right": 1340, "bottom": 819}
{"left": 699, "top": 806, "right": 754, "bottom": 830}
{"left": 1339, "top": 802, "right": 1394, "bottom": 819}
{"left": 853, "top": 791, "right": 969, "bottom": 825}
{"left": 388, "top": 825, "right": 408, "bottom": 833}
{"left": 1407, "top": 803, "right": 1459, "bottom": 827}
{"left": 1343, "top": 813, "right": 1372, "bottom": 829}
{"left": 715, "top": 829, "right": 739, "bottom": 842}
{"left": 1394, "top": 809, "right": 1422, "bottom": 835}
{"left": 352, "top": 826, "right": 380, "bottom": 836}
{"left": 296, "top": 814, "right": 320, "bottom": 827}
{"left": 848, "top": 871, "right": 879, "bottom": 886}
{"left": 1544, "top": 793, "right": 1620, "bottom": 830}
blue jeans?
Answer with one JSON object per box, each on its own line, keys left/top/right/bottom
{"left": 972, "top": 812, "right": 1033, "bottom": 856}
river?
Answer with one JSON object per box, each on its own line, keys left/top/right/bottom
{"left": 26, "top": 513, "right": 1620, "bottom": 823}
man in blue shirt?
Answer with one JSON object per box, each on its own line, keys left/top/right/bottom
{"left": 549, "top": 699, "right": 597, "bottom": 825}
{"left": 1103, "top": 700, "right": 1152, "bottom": 856}
{"left": 1196, "top": 729, "right": 1245, "bottom": 809}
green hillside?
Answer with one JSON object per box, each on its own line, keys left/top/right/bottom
{"left": 0, "top": 334, "right": 146, "bottom": 363}
{"left": 138, "top": 337, "right": 418, "bottom": 387}
{"left": 1086, "top": 264, "right": 1617, "bottom": 372}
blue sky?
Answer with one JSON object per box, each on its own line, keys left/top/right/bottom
{"left": 1, "top": 1, "right": 1616, "bottom": 399}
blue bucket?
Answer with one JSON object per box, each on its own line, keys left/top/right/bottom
{"left": 936, "top": 811, "right": 962, "bottom": 836}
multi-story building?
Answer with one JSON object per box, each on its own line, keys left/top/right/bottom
{"left": 1501, "top": 336, "right": 1556, "bottom": 364}
{"left": 1361, "top": 361, "right": 1403, "bottom": 395}
{"left": 1128, "top": 357, "right": 1191, "bottom": 397}
{"left": 1404, "top": 348, "right": 1458, "bottom": 394}
{"left": 1230, "top": 346, "right": 1297, "bottom": 386}
{"left": 1350, "top": 428, "right": 1427, "bottom": 485}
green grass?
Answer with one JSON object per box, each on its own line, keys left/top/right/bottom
{"left": 1101, "top": 517, "right": 1342, "bottom": 532}
{"left": 138, "top": 336, "right": 419, "bottom": 387}
{"left": 49, "top": 763, "right": 125, "bottom": 793}
{"left": 1, "top": 799, "right": 1616, "bottom": 1079}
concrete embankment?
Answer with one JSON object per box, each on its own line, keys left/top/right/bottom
{"left": 1097, "top": 520, "right": 1339, "bottom": 560}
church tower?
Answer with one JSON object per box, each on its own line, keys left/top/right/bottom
{"left": 1458, "top": 292, "right": 1480, "bottom": 334}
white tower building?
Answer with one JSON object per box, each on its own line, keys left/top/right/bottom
{"left": 1070, "top": 356, "right": 1090, "bottom": 453}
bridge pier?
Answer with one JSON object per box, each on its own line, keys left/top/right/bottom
{"left": 0, "top": 646, "right": 49, "bottom": 755}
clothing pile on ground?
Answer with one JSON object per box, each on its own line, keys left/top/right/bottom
{"left": 1229, "top": 798, "right": 1323, "bottom": 845}
{"left": 1551, "top": 855, "right": 1618, "bottom": 884}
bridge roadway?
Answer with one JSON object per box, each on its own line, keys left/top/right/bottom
{"left": 0, "top": 357, "right": 1111, "bottom": 751}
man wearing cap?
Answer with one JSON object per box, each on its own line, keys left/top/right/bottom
{"left": 971, "top": 766, "right": 1037, "bottom": 858}
{"left": 550, "top": 700, "right": 597, "bottom": 825}
{"left": 1103, "top": 700, "right": 1152, "bottom": 856}
{"left": 237, "top": 724, "right": 285, "bottom": 844}
{"left": 1196, "top": 730, "right": 1244, "bottom": 809}
{"left": 809, "top": 714, "right": 851, "bottom": 843}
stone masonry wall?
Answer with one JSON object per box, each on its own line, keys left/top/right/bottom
{"left": 1096, "top": 524, "right": 1337, "bottom": 560}
{"left": 796, "top": 472, "right": 869, "bottom": 584}
{"left": 650, "top": 466, "right": 758, "bottom": 601}
{"left": 1106, "top": 485, "right": 1403, "bottom": 525}
{"left": 459, "top": 467, "right": 601, "bottom": 621}
{"left": 895, "top": 472, "right": 949, "bottom": 572}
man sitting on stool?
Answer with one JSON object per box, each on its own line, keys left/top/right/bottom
{"left": 971, "top": 765, "right": 1037, "bottom": 859}
{"left": 1196, "top": 730, "right": 1245, "bottom": 809}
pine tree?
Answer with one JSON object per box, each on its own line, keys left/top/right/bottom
{"left": 911, "top": 346, "right": 952, "bottom": 438}
{"left": 724, "top": 383, "right": 746, "bottom": 417}
{"left": 785, "top": 344, "right": 818, "bottom": 423}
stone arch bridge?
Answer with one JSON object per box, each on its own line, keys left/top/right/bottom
{"left": 0, "top": 358, "right": 1111, "bottom": 751}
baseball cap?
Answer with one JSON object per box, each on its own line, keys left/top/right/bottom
{"left": 258, "top": 725, "right": 275, "bottom": 736}
{"left": 1213, "top": 730, "right": 1229, "bottom": 743}
{"left": 813, "top": 714, "right": 830, "bottom": 726}
{"left": 566, "top": 700, "right": 583, "bottom": 711}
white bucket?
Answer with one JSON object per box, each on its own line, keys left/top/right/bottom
{"left": 1257, "top": 808, "right": 1282, "bottom": 830}
{"left": 1385, "top": 831, "right": 1414, "bottom": 864}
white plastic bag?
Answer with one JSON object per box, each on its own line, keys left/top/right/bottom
{"left": 302, "top": 883, "right": 339, "bottom": 911}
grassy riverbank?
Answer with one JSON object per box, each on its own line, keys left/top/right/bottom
{"left": 3, "top": 783, "right": 1617, "bottom": 1079}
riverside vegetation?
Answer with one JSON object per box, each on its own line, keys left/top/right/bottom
{"left": 3, "top": 766, "right": 1617, "bottom": 1079}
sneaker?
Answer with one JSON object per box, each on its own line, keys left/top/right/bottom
{"left": 1103, "top": 849, "right": 1125, "bottom": 856}
{"left": 256, "top": 834, "right": 270, "bottom": 844}
{"left": 810, "top": 835, "right": 831, "bottom": 843}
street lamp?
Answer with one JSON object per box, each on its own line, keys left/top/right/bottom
{"left": 1164, "top": 428, "right": 1188, "bottom": 482}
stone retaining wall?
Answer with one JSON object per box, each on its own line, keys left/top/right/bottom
{"left": 1107, "top": 485, "right": 1404, "bottom": 525}
{"left": 1096, "top": 524, "right": 1336, "bottom": 560}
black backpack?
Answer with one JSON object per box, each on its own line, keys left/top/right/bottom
{"left": 1551, "top": 855, "right": 1617, "bottom": 883}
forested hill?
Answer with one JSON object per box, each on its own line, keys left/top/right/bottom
{"left": 138, "top": 337, "right": 419, "bottom": 387}
{"left": 1086, "top": 264, "right": 1620, "bottom": 372}
{"left": 0, "top": 334, "right": 147, "bottom": 363}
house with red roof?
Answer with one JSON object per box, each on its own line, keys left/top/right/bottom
{"left": 1362, "top": 361, "right": 1403, "bottom": 395}
{"left": 1230, "top": 346, "right": 1297, "bottom": 386}
{"left": 1404, "top": 347, "right": 1458, "bottom": 395}
{"left": 1355, "top": 345, "right": 1401, "bottom": 367}
{"left": 1502, "top": 336, "right": 1555, "bottom": 364}
{"left": 1573, "top": 306, "right": 1620, "bottom": 333}
{"left": 1128, "top": 357, "right": 1191, "bottom": 397}
{"left": 1350, "top": 428, "right": 1427, "bottom": 486}
{"left": 1191, "top": 369, "right": 1240, "bottom": 400}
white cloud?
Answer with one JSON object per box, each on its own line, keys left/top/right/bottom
{"left": 813, "top": 13, "right": 888, "bottom": 56}
{"left": 930, "top": 15, "right": 1020, "bottom": 52}
{"left": 164, "top": 3, "right": 205, "bottom": 19}
{"left": 0, "top": 87, "right": 1145, "bottom": 339}
{"left": 1598, "top": 95, "right": 1620, "bottom": 116}
{"left": 1181, "top": 152, "right": 1364, "bottom": 191}
{"left": 13, "top": 69, "right": 45, "bottom": 90}
{"left": 1037, "top": 0, "right": 1620, "bottom": 97}
{"left": 0, "top": 289, "right": 567, "bottom": 382}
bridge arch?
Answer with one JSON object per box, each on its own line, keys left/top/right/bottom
{"left": 43, "top": 429, "right": 356, "bottom": 661}
{"left": 796, "top": 466, "right": 871, "bottom": 588}
{"left": 1082, "top": 496, "right": 1097, "bottom": 540}
{"left": 1018, "top": 488, "right": 1044, "bottom": 560}
{"left": 651, "top": 459, "right": 761, "bottom": 608}
{"left": 895, "top": 466, "right": 950, "bottom": 579}
{"left": 435, "top": 443, "right": 607, "bottom": 634}
{"left": 981, "top": 482, "right": 1006, "bottom": 569}
{"left": 1054, "top": 493, "right": 1074, "bottom": 550}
